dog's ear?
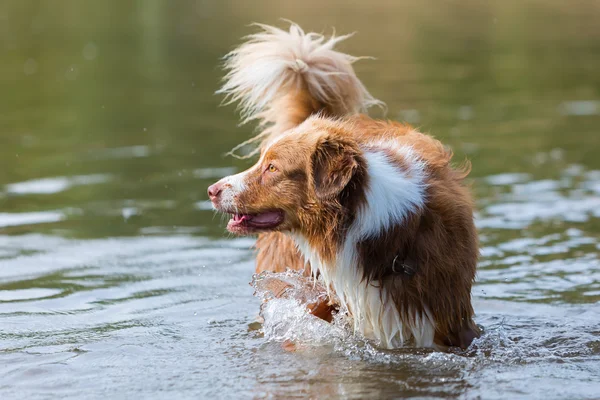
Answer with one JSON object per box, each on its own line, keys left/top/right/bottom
{"left": 311, "top": 138, "right": 359, "bottom": 200}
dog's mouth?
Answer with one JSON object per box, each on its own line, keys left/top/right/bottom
{"left": 226, "top": 210, "right": 284, "bottom": 234}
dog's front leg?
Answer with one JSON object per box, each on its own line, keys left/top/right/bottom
{"left": 255, "top": 232, "right": 310, "bottom": 276}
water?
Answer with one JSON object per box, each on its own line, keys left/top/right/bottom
{"left": 1, "top": 0, "right": 599, "bottom": 398}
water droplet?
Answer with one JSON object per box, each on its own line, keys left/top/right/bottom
{"left": 65, "top": 65, "right": 79, "bottom": 80}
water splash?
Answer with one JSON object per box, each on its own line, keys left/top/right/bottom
{"left": 250, "top": 270, "right": 353, "bottom": 346}
{"left": 250, "top": 270, "right": 600, "bottom": 372}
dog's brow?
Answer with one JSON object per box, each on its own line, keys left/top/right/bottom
{"left": 286, "top": 168, "right": 307, "bottom": 181}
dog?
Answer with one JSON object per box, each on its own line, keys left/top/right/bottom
{"left": 210, "top": 23, "right": 480, "bottom": 350}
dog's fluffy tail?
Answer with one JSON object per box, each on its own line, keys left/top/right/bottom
{"left": 217, "top": 22, "right": 383, "bottom": 158}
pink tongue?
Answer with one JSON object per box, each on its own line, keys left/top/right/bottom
{"left": 250, "top": 211, "right": 281, "bottom": 224}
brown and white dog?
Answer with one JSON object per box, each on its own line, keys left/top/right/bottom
{"left": 209, "top": 23, "right": 480, "bottom": 350}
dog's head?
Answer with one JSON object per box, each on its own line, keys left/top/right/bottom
{"left": 208, "top": 121, "right": 363, "bottom": 235}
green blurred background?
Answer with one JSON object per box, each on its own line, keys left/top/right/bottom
{"left": 1, "top": 0, "right": 599, "bottom": 239}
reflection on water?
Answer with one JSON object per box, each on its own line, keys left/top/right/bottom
{"left": 1, "top": 0, "right": 599, "bottom": 398}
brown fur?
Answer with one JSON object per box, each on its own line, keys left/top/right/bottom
{"left": 353, "top": 154, "right": 479, "bottom": 347}
{"left": 255, "top": 232, "right": 308, "bottom": 275}
{"left": 345, "top": 116, "right": 479, "bottom": 346}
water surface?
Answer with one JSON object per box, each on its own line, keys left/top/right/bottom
{"left": 1, "top": 1, "right": 599, "bottom": 399}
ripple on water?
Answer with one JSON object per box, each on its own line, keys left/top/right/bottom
{"left": 478, "top": 167, "right": 600, "bottom": 229}
{"left": 0, "top": 211, "right": 65, "bottom": 228}
{"left": 1, "top": 161, "right": 599, "bottom": 399}
{"left": 4, "top": 174, "right": 111, "bottom": 195}
{"left": 250, "top": 272, "right": 600, "bottom": 362}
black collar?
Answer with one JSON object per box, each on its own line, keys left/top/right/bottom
{"left": 391, "top": 253, "right": 417, "bottom": 277}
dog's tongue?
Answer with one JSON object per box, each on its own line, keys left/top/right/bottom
{"left": 249, "top": 211, "right": 281, "bottom": 225}
{"left": 233, "top": 211, "right": 282, "bottom": 226}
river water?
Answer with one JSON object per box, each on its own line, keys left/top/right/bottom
{"left": 1, "top": 1, "right": 599, "bottom": 399}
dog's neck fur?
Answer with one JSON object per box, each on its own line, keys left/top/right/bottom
{"left": 291, "top": 140, "right": 436, "bottom": 348}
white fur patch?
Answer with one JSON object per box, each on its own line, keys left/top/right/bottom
{"left": 217, "top": 23, "right": 383, "bottom": 124}
{"left": 354, "top": 143, "right": 427, "bottom": 239}
{"left": 290, "top": 233, "right": 319, "bottom": 280}
{"left": 291, "top": 140, "right": 435, "bottom": 349}
{"left": 216, "top": 170, "right": 250, "bottom": 211}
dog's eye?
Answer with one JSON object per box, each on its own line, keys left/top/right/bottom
{"left": 267, "top": 164, "right": 278, "bottom": 173}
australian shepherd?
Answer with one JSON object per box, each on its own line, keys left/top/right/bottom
{"left": 209, "top": 23, "right": 480, "bottom": 350}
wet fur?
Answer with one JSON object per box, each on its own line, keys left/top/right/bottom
{"left": 215, "top": 23, "right": 479, "bottom": 349}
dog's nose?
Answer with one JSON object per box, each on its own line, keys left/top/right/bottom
{"left": 207, "top": 182, "right": 222, "bottom": 200}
